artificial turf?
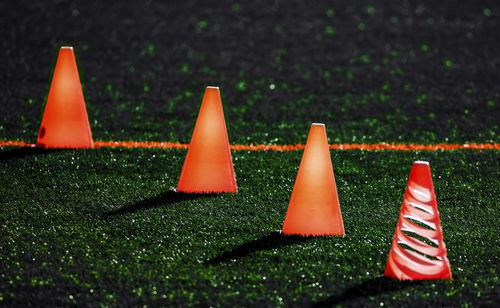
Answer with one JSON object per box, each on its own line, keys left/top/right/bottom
{"left": 1, "top": 149, "right": 499, "bottom": 306}
{"left": 1, "top": 1, "right": 499, "bottom": 144}
{"left": 1, "top": 0, "right": 500, "bottom": 306}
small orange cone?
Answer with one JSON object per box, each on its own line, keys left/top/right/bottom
{"left": 282, "top": 123, "right": 344, "bottom": 236}
{"left": 176, "top": 86, "right": 237, "bottom": 193}
{"left": 36, "top": 46, "right": 94, "bottom": 148}
{"left": 384, "top": 161, "right": 452, "bottom": 280}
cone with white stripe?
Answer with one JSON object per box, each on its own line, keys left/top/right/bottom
{"left": 384, "top": 161, "right": 452, "bottom": 280}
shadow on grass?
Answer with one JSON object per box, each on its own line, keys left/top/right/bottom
{"left": 313, "top": 276, "right": 422, "bottom": 306}
{"left": 103, "top": 190, "right": 214, "bottom": 216}
{"left": 0, "top": 147, "right": 61, "bottom": 161}
{"left": 206, "top": 231, "right": 315, "bottom": 265}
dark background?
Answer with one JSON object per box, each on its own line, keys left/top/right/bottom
{"left": 1, "top": 0, "right": 499, "bottom": 144}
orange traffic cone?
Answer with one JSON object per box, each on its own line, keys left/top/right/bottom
{"left": 176, "top": 86, "right": 237, "bottom": 193}
{"left": 36, "top": 46, "right": 94, "bottom": 148}
{"left": 384, "top": 161, "right": 452, "bottom": 280}
{"left": 282, "top": 123, "right": 344, "bottom": 236}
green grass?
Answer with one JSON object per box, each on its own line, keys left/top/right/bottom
{"left": 2, "top": 1, "right": 500, "bottom": 306}
{"left": 1, "top": 148, "right": 499, "bottom": 306}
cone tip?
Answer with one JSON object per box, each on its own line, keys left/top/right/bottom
{"left": 206, "top": 86, "right": 220, "bottom": 90}
{"left": 414, "top": 160, "right": 430, "bottom": 165}
{"left": 311, "top": 123, "right": 325, "bottom": 127}
{"left": 60, "top": 46, "right": 74, "bottom": 50}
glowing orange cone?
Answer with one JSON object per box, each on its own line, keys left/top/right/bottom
{"left": 384, "top": 161, "right": 452, "bottom": 280}
{"left": 176, "top": 86, "right": 237, "bottom": 193}
{"left": 282, "top": 123, "right": 344, "bottom": 236}
{"left": 36, "top": 46, "right": 94, "bottom": 148}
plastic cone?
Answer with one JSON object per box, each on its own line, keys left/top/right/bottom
{"left": 282, "top": 123, "right": 344, "bottom": 236}
{"left": 36, "top": 46, "right": 94, "bottom": 148}
{"left": 384, "top": 161, "right": 452, "bottom": 280}
{"left": 176, "top": 86, "right": 237, "bottom": 193}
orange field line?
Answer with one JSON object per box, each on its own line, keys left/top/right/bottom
{"left": 1, "top": 140, "right": 499, "bottom": 151}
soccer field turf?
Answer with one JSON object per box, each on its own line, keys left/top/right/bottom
{"left": 1, "top": 0, "right": 499, "bottom": 306}
{"left": 1, "top": 149, "right": 499, "bottom": 306}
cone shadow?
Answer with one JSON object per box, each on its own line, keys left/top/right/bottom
{"left": 0, "top": 147, "right": 61, "bottom": 161}
{"left": 313, "top": 276, "right": 422, "bottom": 307}
{"left": 206, "top": 231, "right": 315, "bottom": 265}
{"left": 103, "top": 190, "right": 214, "bottom": 216}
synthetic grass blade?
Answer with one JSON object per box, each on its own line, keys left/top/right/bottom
{"left": 36, "top": 46, "right": 94, "bottom": 149}
{"left": 177, "top": 86, "right": 237, "bottom": 193}
{"left": 282, "top": 123, "right": 344, "bottom": 236}
{"left": 385, "top": 161, "right": 453, "bottom": 280}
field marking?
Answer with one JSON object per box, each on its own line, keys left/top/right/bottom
{"left": 1, "top": 140, "right": 499, "bottom": 151}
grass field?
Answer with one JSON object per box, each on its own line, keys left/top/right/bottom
{"left": 1, "top": 149, "right": 499, "bottom": 306}
{"left": 1, "top": 0, "right": 500, "bottom": 306}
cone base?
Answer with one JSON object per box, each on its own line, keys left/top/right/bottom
{"left": 281, "top": 230, "right": 345, "bottom": 237}
{"left": 36, "top": 141, "right": 94, "bottom": 149}
{"left": 384, "top": 270, "right": 453, "bottom": 281}
{"left": 384, "top": 253, "right": 453, "bottom": 281}
{"left": 176, "top": 186, "right": 237, "bottom": 194}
